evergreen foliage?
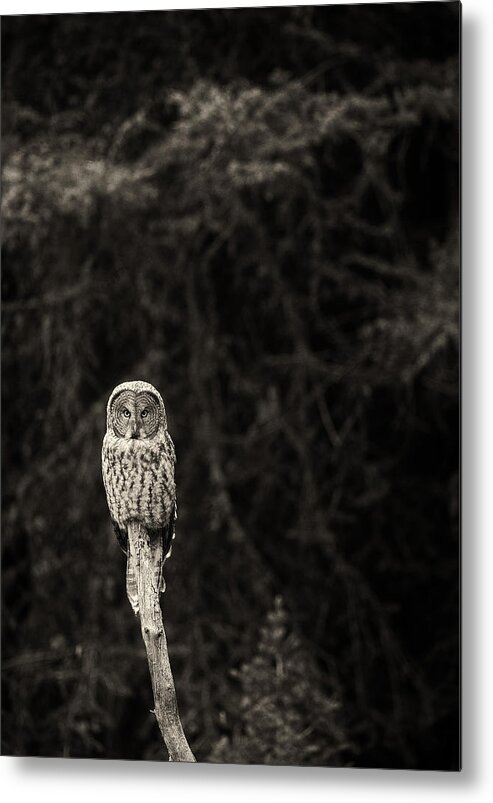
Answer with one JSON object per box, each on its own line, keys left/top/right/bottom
{"left": 211, "top": 596, "right": 351, "bottom": 766}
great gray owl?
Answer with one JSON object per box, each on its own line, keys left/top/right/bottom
{"left": 101, "top": 380, "right": 176, "bottom": 614}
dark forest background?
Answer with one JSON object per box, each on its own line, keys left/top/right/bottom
{"left": 1, "top": 3, "right": 460, "bottom": 769}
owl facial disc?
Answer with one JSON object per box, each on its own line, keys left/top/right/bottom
{"left": 107, "top": 380, "right": 166, "bottom": 439}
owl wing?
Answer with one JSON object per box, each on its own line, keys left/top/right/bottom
{"left": 166, "top": 430, "right": 176, "bottom": 464}
{"left": 164, "top": 500, "right": 177, "bottom": 558}
{"left": 165, "top": 430, "right": 177, "bottom": 560}
{"left": 112, "top": 520, "right": 128, "bottom": 554}
{"left": 152, "top": 432, "right": 177, "bottom": 591}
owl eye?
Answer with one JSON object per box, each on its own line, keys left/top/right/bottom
{"left": 122, "top": 408, "right": 131, "bottom": 418}
{"left": 141, "top": 409, "right": 148, "bottom": 419}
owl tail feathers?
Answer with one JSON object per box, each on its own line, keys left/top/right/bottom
{"left": 126, "top": 553, "right": 140, "bottom": 615}
{"left": 154, "top": 560, "right": 166, "bottom": 596}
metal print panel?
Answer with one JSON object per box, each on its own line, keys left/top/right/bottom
{"left": 1, "top": 2, "right": 460, "bottom": 769}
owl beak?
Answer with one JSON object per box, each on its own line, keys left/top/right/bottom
{"left": 126, "top": 419, "right": 139, "bottom": 439}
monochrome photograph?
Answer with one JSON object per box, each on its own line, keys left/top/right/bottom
{"left": 1, "top": 1, "right": 460, "bottom": 770}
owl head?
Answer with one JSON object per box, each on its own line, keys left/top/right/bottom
{"left": 106, "top": 380, "right": 167, "bottom": 440}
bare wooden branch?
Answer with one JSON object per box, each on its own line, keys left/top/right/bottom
{"left": 127, "top": 520, "right": 196, "bottom": 762}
